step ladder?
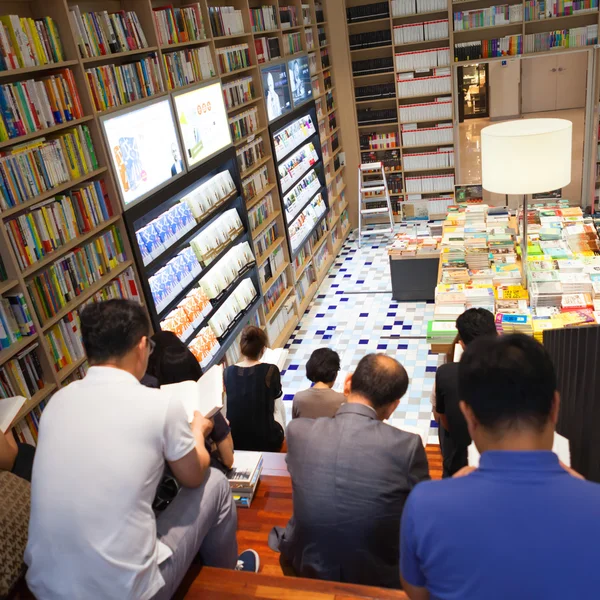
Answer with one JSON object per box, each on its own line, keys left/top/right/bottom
{"left": 357, "top": 162, "right": 395, "bottom": 248}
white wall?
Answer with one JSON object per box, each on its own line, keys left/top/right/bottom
{"left": 489, "top": 58, "right": 520, "bottom": 120}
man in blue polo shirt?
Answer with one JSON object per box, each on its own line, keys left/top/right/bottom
{"left": 400, "top": 333, "right": 600, "bottom": 600}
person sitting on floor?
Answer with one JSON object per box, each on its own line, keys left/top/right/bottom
{"left": 434, "top": 308, "right": 496, "bottom": 477}
{"left": 271, "top": 353, "right": 430, "bottom": 589}
{"left": 25, "top": 299, "right": 257, "bottom": 600}
{"left": 225, "top": 326, "right": 285, "bottom": 452}
{"left": 400, "top": 333, "right": 600, "bottom": 600}
{"left": 0, "top": 429, "right": 35, "bottom": 481}
{"left": 292, "top": 348, "right": 345, "bottom": 419}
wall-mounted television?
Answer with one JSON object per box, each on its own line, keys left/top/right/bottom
{"left": 261, "top": 62, "right": 292, "bottom": 122}
{"left": 100, "top": 97, "right": 185, "bottom": 210}
{"left": 287, "top": 55, "right": 312, "bottom": 108}
{"left": 172, "top": 81, "right": 232, "bottom": 170}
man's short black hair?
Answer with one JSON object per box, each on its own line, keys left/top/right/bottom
{"left": 458, "top": 333, "right": 557, "bottom": 432}
{"left": 351, "top": 354, "right": 409, "bottom": 409}
{"left": 81, "top": 299, "right": 150, "bottom": 364}
{"left": 456, "top": 308, "right": 497, "bottom": 345}
{"left": 306, "top": 348, "right": 340, "bottom": 384}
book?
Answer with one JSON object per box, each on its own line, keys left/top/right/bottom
{"left": 0, "top": 395, "right": 25, "bottom": 432}
{"left": 161, "top": 363, "right": 224, "bottom": 421}
{"left": 228, "top": 451, "right": 263, "bottom": 508}
{"left": 260, "top": 348, "right": 288, "bottom": 370}
{"left": 153, "top": 3, "right": 207, "bottom": 46}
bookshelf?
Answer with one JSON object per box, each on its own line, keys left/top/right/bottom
{"left": 341, "top": 0, "right": 600, "bottom": 221}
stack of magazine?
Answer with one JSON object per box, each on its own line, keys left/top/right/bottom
{"left": 227, "top": 451, "right": 263, "bottom": 508}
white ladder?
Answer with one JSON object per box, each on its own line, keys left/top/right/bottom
{"left": 357, "top": 161, "right": 395, "bottom": 248}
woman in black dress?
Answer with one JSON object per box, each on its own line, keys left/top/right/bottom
{"left": 224, "top": 326, "right": 284, "bottom": 452}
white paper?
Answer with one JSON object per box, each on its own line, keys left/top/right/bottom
{"left": 0, "top": 395, "right": 26, "bottom": 433}
{"left": 261, "top": 348, "right": 288, "bottom": 371}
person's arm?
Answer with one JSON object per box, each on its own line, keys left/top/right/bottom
{"left": 400, "top": 495, "right": 430, "bottom": 599}
{"left": 267, "top": 365, "right": 283, "bottom": 399}
{"left": 211, "top": 412, "right": 234, "bottom": 469}
{"left": 407, "top": 436, "right": 430, "bottom": 485}
{"left": 434, "top": 371, "right": 450, "bottom": 431}
{"left": 216, "top": 434, "right": 234, "bottom": 469}
{"left": 0, "top": 430, "right": 18, "bottom": 472}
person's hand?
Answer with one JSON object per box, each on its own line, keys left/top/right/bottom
{"left": 191, "top": 411, "right": 213, "bottom": 440}
{"left": 559, "top": 461, "right": 585, "bottom": 480}
{"left": 453, "top": 466, "right": 477, "bottom": 478}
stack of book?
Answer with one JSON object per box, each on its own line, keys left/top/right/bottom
{"left": 152, "top": 3, "right": 206, "bottom": 46}
{"left": 0, "top": 343, "right": 45, "bottom": 399}
{"left": 227, "top": 451, "right": 263, "bottom": 508}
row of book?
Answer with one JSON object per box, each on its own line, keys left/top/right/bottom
{"left": 394, "top": 20, "right": 449, "bottom": 45}
{"left": 391, "top": 0, "right": 447, "bottom": 17}
{"left": 285, "top": 169, "right": 321, "bottom": 223}
{"left": 0, "top": 342, "right": 45, "bottom": 400}
{"left": 6, "top": 179, "right": 113, "bottom": 270}
{"left": 454, "top": 35, "right": 523, "bottom": 60}
{"left": 401, "top": 123, "right": 454, "bottom": 147}
{"left": 403, "top": 148, "right": 454, "bottom": 171}
{"left": 352, "top": 56, "right": 393, "bottom": 76}
{"left": 0, "top": 293, "right": 35, "bottom": 349}
{"left": 209, "top": 278, "right": 257, "bottom": 339}
{"left": 281, "top": 5, "right": 300, "bottom": 29}
{"left": 12, "top": 394, "right": 50, "bottom": 446}
{"left": 347, "top": 2, "right": 389, "bottom": 23}
{"left": 0, "top": 14, "right": 64, "bottom": 71}
{"left": 222, "top": 75, "right": 254, "bottom": 110}
{"left": 264, "top": 270, "right": 289, "bottom": 314}
{"left": 153, "top": 3, "right": 207, "bottom": 46}
{"left": 395, "top": 47, "right": 450, "bottom": 72}
{"left": 523, "top": 25, "right": 598, "bottom": 52}
{"left": 284, "top": 32, "right": 303, "bottom": 55}
{"left": 200, "top": 241, "right": 254, "bottom": 300}
{"left": 260, "top": 244, "right": 285, "bottom": 287}
{"left": 523, "top": 0, "right": 598, "bottom": 21}
{"left": 162, "top": 46, "right": 215, "bottom": 90}
{"left": 248, "top": 192, "right": 276, "bottom": 233}
{"left": 397, "top": 71, "right": 452, "bottom": 98}
{"left": 161, "top": 286, "right": 212, "bottom": 342}
{"left": 399, "top": 99, "right": 452, "bottom": 123}
{"left": 85, "top": 55, "right": 164, "bottom": 113}
{"left": 69, "top": 7, "right": 149, "bottom": 58}
{"left": 26, "top": 225, "right": 127, "bottom": 324}
{"left": 279, "top": 141, "right": 320, "bottom": 194}
{"left": 0, "top": 70, "right": 84, "bottom": 141}
{"left": 255, "top": 37, "right": 281, "bottom": 64}
{"left": 190, "top": 208, "right": 244, "bottom": 267}
{"left": 453, "top": 5, "right": 523, "bottom": 31}
{"left": 357, "top": 108, "right": 396, "bottom": 125}
{"left": 209, "top": 6, "right": 245, "bottom": 38}
{"left": 289, "top": 193, "right": 327, "bottom": 252}
{"left": 242, "top": 165, "right": 270, "bottom": 203}
{"left": 318, "top": 26, "right": 327, "bottom": 48}
{"left": 274, "top": 115, "right": 316, "bottom": 162}
{"left": 188, "top": 325, "right": 220, "bottom": 366}
{"left": 320, "top": 47, "right": 330, "bottom": 69}
{"left": 308, "top": 52, "right": 318, "bottom": 75}
{"left": 265, "top": 283, "right": 294, "bottom": 337}
{"left": 254, "top": 221, "right": 279, "bottom": 260}
{"left": 349, "top": 29, "right": 391, "bottom": 51}
{"left": 182, "top": 170, "right": 237, "bottom": 220}
{"left": 229, "top": 106, "right": 259, "bottom": 142}
{"left": 237, "top": 136, "right": 266, "bottom": 174}
{"left": 250, "top": 6, "right": 278, "bottom": 33}
{"left": 216, "top": 44, "right": 251, "bottom": 74}
{"left": 405, "top": 173, "right": 455, "bottom": 193}
{"left": 306, "top": 28, "right": 315, "bottom": 51}
{"left": 0, "top": 124, "right": 100, "bottom": 210}
{"left": 360, "top": 131, "right": 399, "bottom": 150}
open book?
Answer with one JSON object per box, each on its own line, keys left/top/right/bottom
{"left": 260, "top": 348, "right": 288, "bottom": 370}
{"left": 161, "top": 364, "right": 224, "bottom": 422}
{"left": 0, "top": 395, "right": 26, "bottom": 433}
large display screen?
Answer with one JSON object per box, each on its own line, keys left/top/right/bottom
{"left": 288, "top": 55, "right": 312, "bottom": 108}
{"left": 173, "top": 81, "right": 232, "bottom": 170}
{"left": 100, "top": 97, "right": 185, "bottom": 209}
{"left": 261, "top": 63, "right": 292, "bottom": 122}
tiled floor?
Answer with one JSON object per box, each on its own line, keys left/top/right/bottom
{"left": 279, "top": 227, "right": 441, "bottom": 444}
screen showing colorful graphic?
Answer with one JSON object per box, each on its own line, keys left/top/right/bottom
{"left": 261, "top": 63, "right": 292, "bottom": 122}
{"left": 101, "top": 98, "right": 184, "bottom": 208}
{"left": 287, "top": 55, "right": 312, "bottom": 108}
{"left": 173, "top": 81, "right": 232, "bottom": 170}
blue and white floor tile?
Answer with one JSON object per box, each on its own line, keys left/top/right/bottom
{"left": 280, "top": 229, "right": 442, "bottom": 445}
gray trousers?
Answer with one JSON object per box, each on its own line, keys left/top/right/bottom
{"left": 151, "top": 467, "right": 238, "bottom": 600}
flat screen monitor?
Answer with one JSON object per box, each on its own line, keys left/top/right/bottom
{"left": 100, "top": 97, "right": 184, "bottom": 209}
{"left": 261, "top": 63, "right": 292, "bottom": 122}
{"left": 172, "top": 81, "right": 232, "bottom": 170}
{"left": 287, "top": 55, "right": 312, "bottom": 108}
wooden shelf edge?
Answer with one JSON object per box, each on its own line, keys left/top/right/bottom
{"left": 0, "top": 333, "right": 39, "bottom": 368}
{"left": 56, "top": 356, "right": 87, "bottom": 382}
{"left": 256, "top": 237, "right": 286, "bottom": 267}
{"left": 0, "top": 116, "right": 94, "bottom": 151}
{"left": 261, "top": 261, "right": 289, "bottom": 295}
{"left": 251, "top": 210, "right": 281, "bottom": 241}
{"left": 264, "top": 286, "right": 294, "bottom": 323}
{"left": 11, "top": 383, "right": 57, "bottom": 428}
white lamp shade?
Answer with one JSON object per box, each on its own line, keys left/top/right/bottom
{"left": 481, "top": 118, "right": 572, "bottom": 195}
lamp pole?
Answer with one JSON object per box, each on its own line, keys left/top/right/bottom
{"left": 522, "top": 194, "right": 528, "bottom": 288}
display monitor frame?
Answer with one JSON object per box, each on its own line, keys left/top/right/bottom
{"left": 171, "top": 79, "right": 233, "bottom": 172}
{"left": 99, "top": 95, "right": 186, "bottom": 211}
{"left": 287, "top": 54, "right": 313, "bottom": 109}
{"left": 261, "top": 59, "right": 293, "bottom": 123}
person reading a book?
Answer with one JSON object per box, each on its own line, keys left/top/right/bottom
{"left": 434, "top": 308, "right": 496, "bottom": 477}
{"left": 270, "top": 353, "right": 429, "bottom": 589}
{"left": 292, "top": 348, "right": 345, "bottom": 419}
{"left": 400, "top": 334, "right": 600, "bottom": 600}
{"left": 0, "top": 429, "right": 34, "bottom": 481}
{"left": 25, "top": 299, "right": 257, "bottom": 600}
{"left": 225, "top": 326, "right": 285, "bottom": 452}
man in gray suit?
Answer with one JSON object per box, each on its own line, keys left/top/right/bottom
{"left": 271, "top": 353, "right": 430, "bottom": 589}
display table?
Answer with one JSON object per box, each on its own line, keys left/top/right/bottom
{"left": 389, "top": 254, "right": 439, "bottom": 301}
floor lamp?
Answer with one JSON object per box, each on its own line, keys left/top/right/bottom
{"left": 481, "top": 119, "right": 572, "bottom": 286}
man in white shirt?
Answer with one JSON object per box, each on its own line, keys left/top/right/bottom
{"left": 25, "top": 299, "right": 258, "bottom": 600}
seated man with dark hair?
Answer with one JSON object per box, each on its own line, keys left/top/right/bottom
{"left": 434, "top": 307, "right": 496, "bottom": 477}
{"left": 292, "top": 348, "right": 345, "bottom": 419}
{"left": 401, "top": 334, "right": 600, "bottom": 600}
{"left": 272, "top": 353, "right": 429, "bottom": 589}
{"left": 25, "top": 299, "right": 257, "bottom": 600}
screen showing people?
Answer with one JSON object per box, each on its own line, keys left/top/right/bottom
{"left": 288, "top": 56, "right": 312, "bottom": 108}
{"left": 261, "top": 63, "right": 292, "bottom": 122}
{"left": 101, "top": 98, "right": 184, "bottom": 208}
{"left": 173, "top": 81, "right": 232, "bottom": 170}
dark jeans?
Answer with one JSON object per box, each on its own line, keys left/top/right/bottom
{"left": 439, "top": 426, "right": 468, "bottom": 478}
{"left": 12, "top": 442, "right": 35, "bottom": 482}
